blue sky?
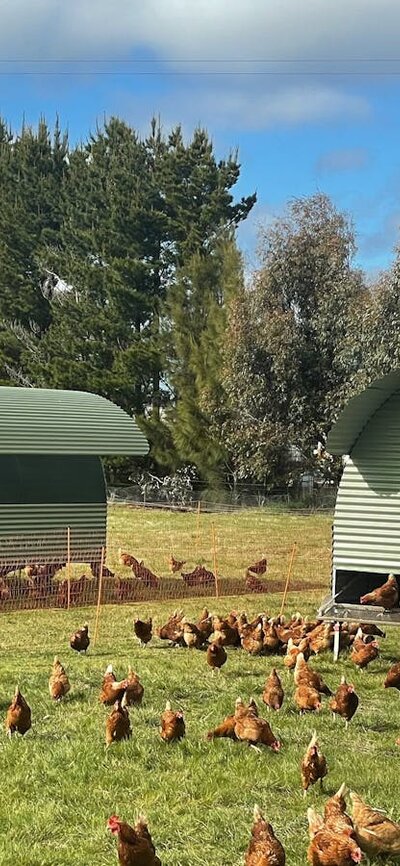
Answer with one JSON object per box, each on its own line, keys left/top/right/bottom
{"left": 1, "top": 0, "right": 400, "bottom": 278}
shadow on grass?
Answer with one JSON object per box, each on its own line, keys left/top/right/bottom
{"left": 66, "top": 690, "right": 91, "bottom": 704}
{"left": 367, "top": 720, "right": 399, "bottom": 732}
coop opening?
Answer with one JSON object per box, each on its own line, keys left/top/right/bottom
{"left": 334, "top": 570, "right": 400, "bottom": 605}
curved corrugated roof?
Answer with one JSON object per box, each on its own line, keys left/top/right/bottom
{"left": 0, "top": 387, "right": 149, "bottom": 455}
{"left": 327, "top": 371, "right": 400, "bottom": 455}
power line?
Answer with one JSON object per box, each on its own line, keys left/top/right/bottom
{"left": 0, "top": 70, "right": 400, "bottom": 76}
{"left": 2, "top": 58, "right": 400, "bottom": 63}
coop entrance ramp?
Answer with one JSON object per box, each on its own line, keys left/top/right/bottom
{"left": 318, "top": 594, "right": 400, "bottom": 626}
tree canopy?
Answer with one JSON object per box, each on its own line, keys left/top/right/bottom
{"left": 2, "top": 116, "right": 400, "bottom": 494}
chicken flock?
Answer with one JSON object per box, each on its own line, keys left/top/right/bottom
{"left": 3, "top": 574, "right": 400, "bottom": 865}
{"left": 0, "top": 551, "right": 268, "bottom": 607}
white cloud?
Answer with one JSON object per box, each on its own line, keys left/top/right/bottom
{"left": 1, "top": 0, "right": 399, "bottom": 62}
{"left": 112, "top": 81, "right": 370, "bottom": 137}
{"left": 200, "top": 84, "right": 370, "bottom": 129}
{"left": 316, "top": 147, "right": 370, "bottom": 174}
{"left": 0, "top": 0, "right": 395, "bottom": 130}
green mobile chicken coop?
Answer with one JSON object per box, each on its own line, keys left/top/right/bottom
{"left": 0, "top": 387, "right": 148, "bottom": 568}
{"left": 319, "top": 370, "right": 400, "bottom": 624}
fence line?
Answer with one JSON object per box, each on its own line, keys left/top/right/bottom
{"left": 0, "top": 515, "right": 332, "bottom": 614}
{"left": 108, "top": 496, "right": 335, "bottom": 515}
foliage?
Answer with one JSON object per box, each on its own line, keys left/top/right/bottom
{"left": 335, "top": 256, "right": 400, "bottom": 401}
{"left": 9, "top": 119, "right": 255, "bottom": 430}
{"left": 220, "top": 194, "right": 365, "bottom": 486}
{"left": 127, "top": 466, "right": 198, "bottom": 506}
{"left": 165, "top": 236, "right": 244, "bottom": 483}
{"left": 0, "top": 118, "right": 68, "bottom": 382}
{"left": 4, "top": 113, "right": 400, "bottom": 492}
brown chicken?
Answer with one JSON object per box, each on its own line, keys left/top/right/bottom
{"left": 350, "top": 640, "right": 379, "bottom": 671}
{"left": 263, "top": 669, "right": 284, "bottom": 711}
{"left": 206, "top": 714, "right": 237, "bottom": 740}
{"left": 70, "top": 622, "right": 90, "bottom": 653}
{"left": 237, "top": 612, "right": 250, "bottom": 631}
{"left": 330, "top": 677, "right": 359, "bottom": 727}
{"left": 238, "top": 616, "right": 262, "bottom": 640}
{"left": 131, "top": 559, "right": 159, "bottom": 588}
{"left": 294, "top": 653, "right": 332, "bottom": 696}
{"left": 324, "top": 784, "right": 354, "bottom": 836}
{"left": 107, "top": 815, "right": 161, "bottom": 866}
{"left": 284, "top": 637, "right": 310, "bottom": 670}
{"left": 159, "top": 700, "right": 185, "bottom": 742}
{"left": 360, "top": 573, "right": 399, "bottom": 609}
{"left": 49, "top": 656, "right": 71, "bottom": 700}
{"left": 197, "top": 608, "right": 213, "bottom": 641}
{"left": 384, "top": 660, "right": 400, "bottom": 691}
{"left": 262, "top": 618, "right": 281, "bottom": 653}
{"left": 234, "top": 697, "right": 260, "bottom": 722}
{"left": 105, "top": 695, "right": 132, "bottom": 747}
{"left": 99, "top": 664, "right": 129, "bottom": 706}
{"left": 294, "top": 684, "right": 322, "bottom": 714}
{"left": 245, "top": 804, "right": 285, "bottom": 866}
{"left": 348, "top": 622, "right": 385, "bottom": 638}
{"left": 234, "top": 697, "right": 280, "bottom": 751}
{"left": 181, "top": 564, "right": 215, "bottom": 587}
{"left": 133, "top": 617, "right": 153, "bottom": 647}
{"left": 118, "top": 548, "right": 137, "bottom": 567}
{"left": 242, "top": 622, "right": 265, "bottom": 655}
{"left": 206, "top": 642, "right": 227, "bottom": 672}
{"left": 169, "top": 555, "right": 186, "bottom": 573}
{"left": 301, "top": 732, "right": 327, "bottom": 795}
{"left": 350, "top": 629, "right": 371, "bottom": 654}
{"left": 155, "top": 610, "right": 185, "bottom": 646}
{"left": 308, "top": 623, "right": 333, "bottom": 655}
{"left": 181, "top": 619, "right": 205, "bottom": 649}
{"left": 124, "top": 668, "right": 144, "bottom": 706}
{"left": 350, "top": 791, "right": 400, "bottom": 858}
{"left": 307, "top": 807, "right": 362, "bottom": 866}
{"left": 5, "top": 686, "right": 32, "bottom": 736}
{"left": 247, "top": 557, "right": 267, "bottom": 575}
{"left": 210, "top": 618, "right": 240, "bottom": 647}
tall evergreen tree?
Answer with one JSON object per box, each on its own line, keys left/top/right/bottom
{"left": 162, "top": 236, "right": 243, "bottom": 482}
{"left": 0, "top": 118, "right": 68, "bottom": 382}
{"left": 18, "top": 118, "right": 255, "bottom": 461}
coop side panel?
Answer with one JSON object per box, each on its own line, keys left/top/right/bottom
{"left": 333, "top": 391, "right": 400, "bottom": 575}
{"left": 0, "top": 455, "right": 106, "bottom": 563}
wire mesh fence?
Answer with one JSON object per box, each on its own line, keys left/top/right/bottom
{"left": 0, "top": 506, "right": 332, "bottom": 613}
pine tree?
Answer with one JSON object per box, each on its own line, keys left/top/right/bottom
{"left": 18, "top": 117, "right": 255, "bottom": 473}
{"left": 0, "top": 117, "right": 68, "bottom": 381}
{"left": 164, "top": 236, "right": 243, "bottom": 483}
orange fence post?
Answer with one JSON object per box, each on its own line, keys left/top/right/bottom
{"left": 212, "top": 524, "right": 219, "bottom": 599}
{"left": 66, "top": 526, "right": 71, "bottom": 611}
{"left": 279, "top": 542, "right": 297, "bottom": 618}
{"left": 93, "top": 546, "right": 105, "bottom": 646}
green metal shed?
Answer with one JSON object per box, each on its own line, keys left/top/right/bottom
{"left": 0, "top": 387, "right": 148, "bottom": 567}
{"left": 319, "top": 371, "right": 400, "bottom": 623}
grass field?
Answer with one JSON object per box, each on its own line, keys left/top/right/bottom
{"left": 1, "top": 506, "right": 333, "bottom": 611}
{"left": 105, "top": 504, "right": 333, "bottom": 593}
{"left": 0, "top": 584, "right": 399, "bottom": 865}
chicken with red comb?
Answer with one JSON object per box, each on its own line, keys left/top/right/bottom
{"left": 107, "top": 815, "right": 161, "bottom": 866}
